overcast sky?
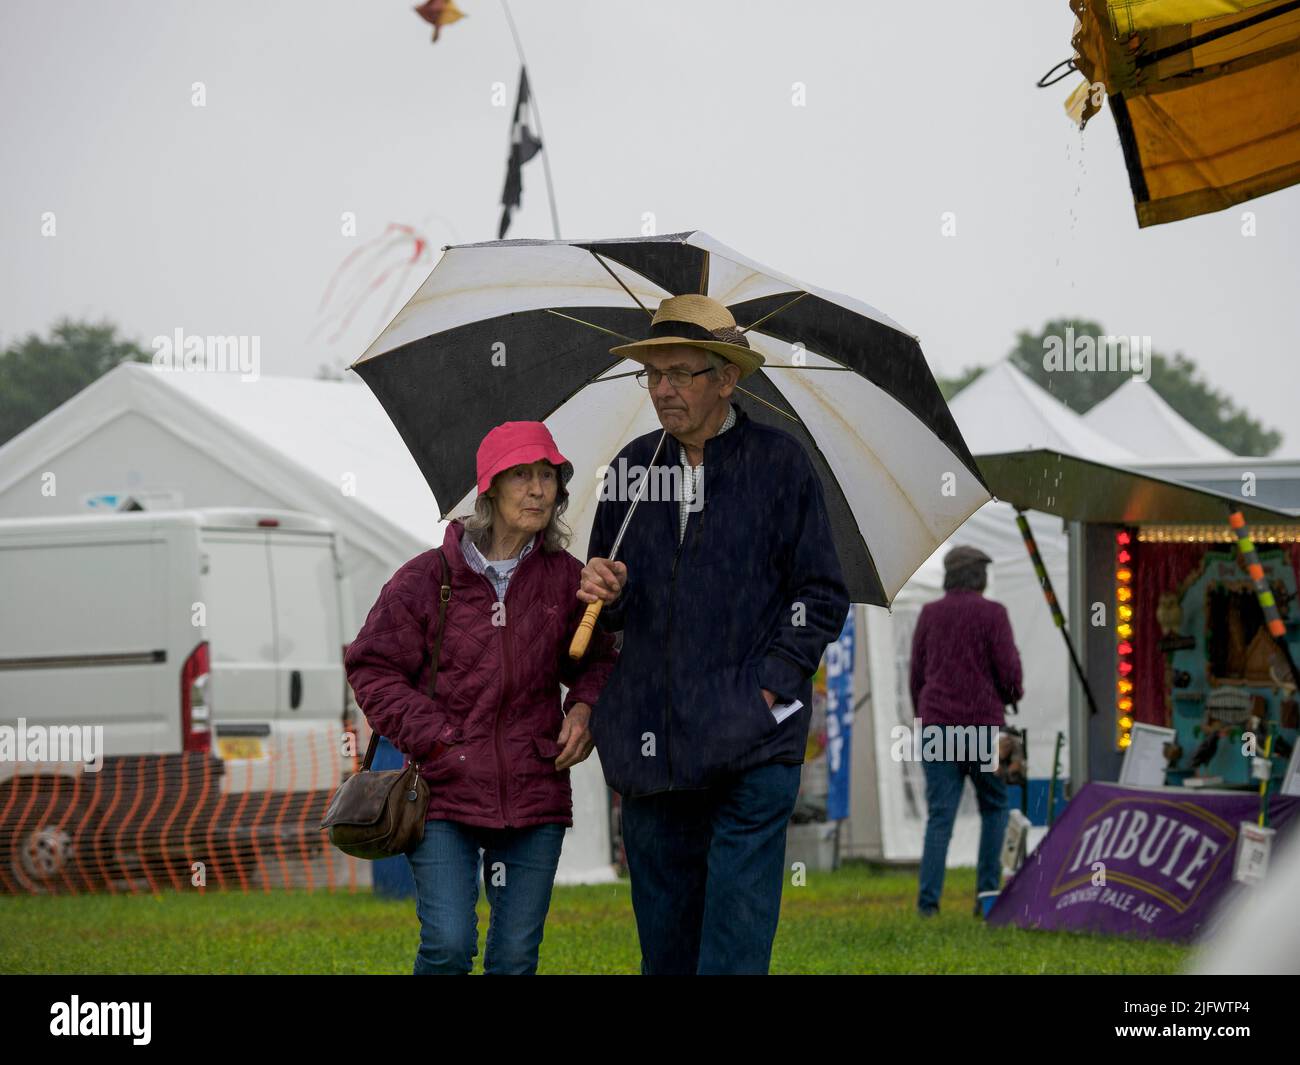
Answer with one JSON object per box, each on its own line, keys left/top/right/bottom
{"left": 3, "top": 0, "right": 1297, "bottom": 451}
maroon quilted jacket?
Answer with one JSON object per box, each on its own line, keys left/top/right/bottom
{"left": 344, "top": 518, "right": 618, "bottom": 829}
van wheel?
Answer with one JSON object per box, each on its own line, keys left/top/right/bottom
{"left": 12, "top": 825, "right": 76, "bottom": 893}
{"left": 0, "top": 778, "right": 103, "bottom": 894}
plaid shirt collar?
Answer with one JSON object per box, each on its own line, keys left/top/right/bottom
{"left": 461, "top": 534, "right": 536, "bottom": 600}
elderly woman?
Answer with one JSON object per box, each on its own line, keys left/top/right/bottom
{"left": 344, "top": 421, "right": 617, "bottom": 974}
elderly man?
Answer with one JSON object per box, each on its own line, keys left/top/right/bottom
{"left": 579, "top": 293, "right": 849, "bottom": 975}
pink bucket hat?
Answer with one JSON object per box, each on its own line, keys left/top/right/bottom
{"left": 475, "top": 421, "right": 573, "bottom": 496}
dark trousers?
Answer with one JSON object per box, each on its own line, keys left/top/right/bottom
{"left": 619, "top": 761, "right": 801, "bottom": 975}
{"left": 917, "top": 757, "right": 1008, "bottom": 912}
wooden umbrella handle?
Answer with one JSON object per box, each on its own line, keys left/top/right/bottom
{"left": 568, "top": 599, "right": 603, "bottom": 659}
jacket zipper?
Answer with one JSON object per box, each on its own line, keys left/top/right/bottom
{"left": 663, "top": 486, "right": 707, "bottom": 790}
{"left": 665, "top": 542, "right": 681, "bottom": 789}
{"left": 497, "top": 613, "right": 514, "bottom": 826}
{"left": 477, "top": 542, "right": 535, "bottom": 829}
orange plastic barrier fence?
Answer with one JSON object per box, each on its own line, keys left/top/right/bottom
{"left": 0, "top": 735, "right": 369, "bottom": 895}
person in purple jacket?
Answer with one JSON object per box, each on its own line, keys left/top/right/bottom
{"left": 344, "top": 421, "right": 617, "bottom": 974}
{"left": 909, "top": 544, "right": 1023, "bottom": 918}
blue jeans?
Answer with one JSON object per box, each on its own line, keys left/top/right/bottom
{"left": 619, "top": 761, "right": 801, "bottom": 975}
{"left": 405, "top": 819, "right": 565, "bottom": 974}
{"left": 918, "top": 757, "right": 1008, "bottom": 911}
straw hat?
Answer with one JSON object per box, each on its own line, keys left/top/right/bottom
{"left": 609, "top": 294, "right": 765, "bottom": 379}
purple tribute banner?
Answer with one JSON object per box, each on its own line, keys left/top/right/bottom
{"left": 987, "top": 782, "right": 1300, "bottom": 941}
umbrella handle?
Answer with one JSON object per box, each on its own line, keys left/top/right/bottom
{"left": 568, "top": 599, "right": 603, "bottom": 659}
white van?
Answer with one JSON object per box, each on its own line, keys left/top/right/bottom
{"left": 0, "top": 508, "right": 353, "bottom": 794}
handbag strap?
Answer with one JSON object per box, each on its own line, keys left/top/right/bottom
{"left": 359, "top": 548, "right": 451, "bottom": 772}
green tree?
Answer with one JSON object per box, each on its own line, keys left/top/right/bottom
{"left": 1144, "top": 352, "right": 1281, "bottom": 457}
{"left": 0, "top": 319, "right": 152, "bottom": 446}
{"left": 947, "top": 319, "right": 1280, "bottom": 456}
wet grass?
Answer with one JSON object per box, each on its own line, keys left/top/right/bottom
{"left": 0, "top": 863, "right": 1190, "bottom": 974}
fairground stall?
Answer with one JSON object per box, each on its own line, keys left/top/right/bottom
{"left": 973, "top": 449, "right": 1300, "bottom": 940}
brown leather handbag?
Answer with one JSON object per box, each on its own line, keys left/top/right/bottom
{"left": 319, "top": 549, "right": 450, "bottom": 859}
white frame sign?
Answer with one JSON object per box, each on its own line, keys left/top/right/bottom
{"left": 1119, "top": 723, "right": 1178, "bottom": 787}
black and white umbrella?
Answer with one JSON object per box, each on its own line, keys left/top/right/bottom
{"left": 350, "top": 230, "right": 989, "bottom": 606}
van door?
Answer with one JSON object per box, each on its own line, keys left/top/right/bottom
{"left": 199, "top": 532, "right": 278, "bottom": 768}
{"left": 267, "top": 532, "right": 345, "bottom": 790}
{"left": 0, "top": 530, "right": 170, "bottom": 756}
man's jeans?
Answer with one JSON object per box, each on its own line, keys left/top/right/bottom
{"left": 619, "top": 761, "right": 801, "bottom": 974}
{"left": 917, "top": 757, "right": 1008, "bottom": 911}
{"left": 405, "top": 818, "right": 565, "bottom": 974}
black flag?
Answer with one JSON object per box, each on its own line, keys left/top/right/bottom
{"left": 499, "top": 67, "right": 543, "bottom": 239}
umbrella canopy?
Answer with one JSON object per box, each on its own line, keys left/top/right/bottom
{"left": 1065, "top": 0, "right": 1300, "bottom": 226}
{"left": 350, "top": 230, "right": 989, "bottom": 606}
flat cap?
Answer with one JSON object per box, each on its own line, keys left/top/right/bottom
{"left": 943, "top": 545, "right": 993, "bottom": 573}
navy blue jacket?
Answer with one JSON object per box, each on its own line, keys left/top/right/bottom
{"left": 587, "top": 404, "right": 850, "bottom": 797}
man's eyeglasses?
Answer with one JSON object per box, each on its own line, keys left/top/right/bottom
{"left": 634, "top": 367, "right": 715, "bottom": 390}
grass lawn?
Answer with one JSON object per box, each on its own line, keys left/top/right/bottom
{"left": 0, "top": 863, "right": 1190, "bottom": 975}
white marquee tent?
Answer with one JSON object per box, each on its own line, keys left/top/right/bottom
{"left": 0, "top": 362, "right": 443, "bottom": 623}
{"left": 949, "top": 361, "right": 1138, "bottom": 463}
{"left": 1082, "top": 377, "right": 1236, "bottom": 460}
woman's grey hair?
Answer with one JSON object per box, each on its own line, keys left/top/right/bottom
{"left": 944, "top": 562, "right": 988, "bottom": 592}
{"left": 459, "top": 464, "right": 572, "bottom": 554}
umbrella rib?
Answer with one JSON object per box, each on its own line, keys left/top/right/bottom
{"left": 733, "top": 384, "right": 801, "bottom": 424}
{"left": 773, "top": 357, "right": 951, "bottom": 552}
{"left": 736, "top": 368, "right": 885, "bottom": 598}
{"left": 544, "top": 308, "right": 638, "bottom": 342}
{"left": 737, "top": 291, "right": 810, "bottom": 334}
{"left": 588, "top": 250, "right": 655, "bottom": 318}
